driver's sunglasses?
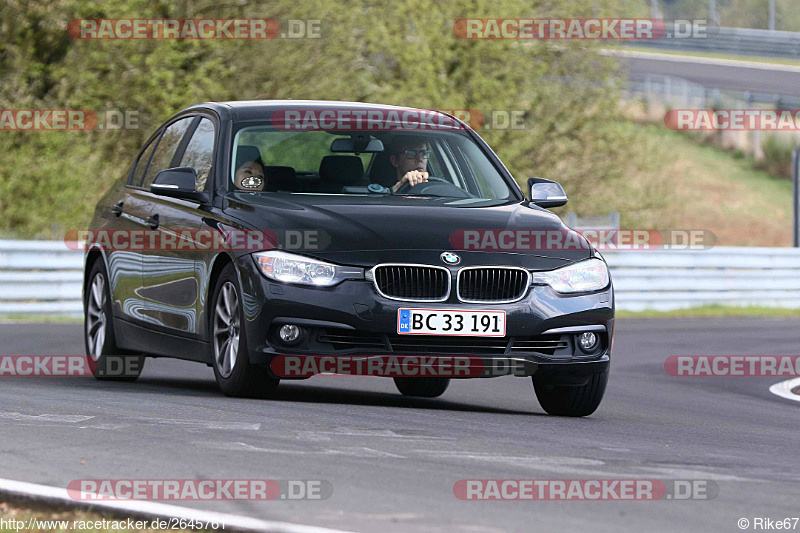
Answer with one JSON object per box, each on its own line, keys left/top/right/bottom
{"left": 398, "top": 149, "right": 431, "bottom": 159}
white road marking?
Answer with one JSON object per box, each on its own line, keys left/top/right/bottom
{"left": 626, "top": 466, "right": 755, "bottom": 482}
{"left": 203, "top": 441, "right": 407, "bottom": 459}
{"left": 133, "top": 417, "right": 260, "bottom": 431}
{"left": 418, "top": 452, "right": 605, "bottom": 467}
{"left": 0, "top": 476, "right": 355, "bottom": 533}
{"left": 332, "top": 447, "right": 406, "bottom": 459}
{"left": 769, "top": 377, "right": 800, "bottom": 402}
{"left": 416, "top": 451, "right": 758, "bottom": 481}
{"left": 0, "top": 411, "right": 93, "bottom": 423}
{"left": 296, "top": 429, "right": 455, "bottom": 442}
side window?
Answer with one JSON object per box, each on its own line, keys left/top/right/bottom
{"left": 130, "top": 135, "right": 158, "bottom": 187}
{"left": 180, "top": 118, "right": 215, "bottom": 191}
{"left": 142, "top": 117, "right": 194, "bottom": 188}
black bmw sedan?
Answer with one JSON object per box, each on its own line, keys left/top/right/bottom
{"left": 82, "top": 100, "right": 613, "bottom": 416}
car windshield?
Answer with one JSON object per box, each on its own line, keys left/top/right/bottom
{"left": 230, "top": 124, "right": 517, "bottom": 203}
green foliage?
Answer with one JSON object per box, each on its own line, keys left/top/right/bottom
{"left": 756, "top": 134, "right": 794, "bottom": 179}
{"left": 0, "top": 0, "right": 673, "bottom": 238}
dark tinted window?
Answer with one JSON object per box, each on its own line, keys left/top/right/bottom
{"left": 142, "top": 117, "right": 194, "bottom": 188}
{"left": 130, "top": 136, "right": 158, "bottom": 187}
{"left": 230, "top": 127, "right": 513, "bottom": 201}
{"left": 180, "top": 118, "right": 215, "bottom": 191}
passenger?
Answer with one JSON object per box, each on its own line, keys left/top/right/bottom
{"left": 234, "top": 161, "right": 265, "bottom": 191}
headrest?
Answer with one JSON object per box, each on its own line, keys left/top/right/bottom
{"left": 319, "top": 156, "right": 364, "bottom": 184}
{"left": 264, "top": 166, "right": 296, "bottom": 191}
{"left": 235, "top": 145, "right": 262, "bottom": 170}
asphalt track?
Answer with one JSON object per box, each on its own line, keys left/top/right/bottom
{"left": 610, "top": 49, "right": 800, "bottom": 96}
{"left": 0, "top": 318, "right": 798, "bottom": 533}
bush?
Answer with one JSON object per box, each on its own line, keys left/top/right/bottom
{"left": 756, "top": 135, "right": 795, "bottom": 180}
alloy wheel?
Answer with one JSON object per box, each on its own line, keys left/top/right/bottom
{"left": 85, "top": 273, "right": 107, "bottom": 361}
{"left": 213, "top": 281, "right": 240, "bottom": 378}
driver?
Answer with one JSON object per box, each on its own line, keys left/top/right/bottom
{"left": 389, "top": 140, "right": 431, "bottom": 193}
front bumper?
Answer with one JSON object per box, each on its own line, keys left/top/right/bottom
{"left": 235, "top": 255, "right": 614, "bottom": 378}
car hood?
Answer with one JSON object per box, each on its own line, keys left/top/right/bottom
{"left": 222, "top": 193, "right": 593, "bottom": 269}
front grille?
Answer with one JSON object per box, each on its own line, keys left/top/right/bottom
{"left": 316, "top": 332, "right": 387, "bottom": 351}
{"left": 315, "top": 330, "right": 567, "bottom": 356}
{"left": 511, "top": 335, "right": 569, "bottom": 354}
{"left": 373, "top": 264, "right": 450, "bottom": 302}
{"left": 457, "top": 267, "right": 530, "bottom": 303}
{"left": 388, "top": 335, "right": 509, "bottom": 355}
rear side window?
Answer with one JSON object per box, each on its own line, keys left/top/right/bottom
{"left": 130, "top": 136, "right": 158, "bottom": 187}
{"left": 142, "top": 117, "right": 194, "bottom": 188}
{"left": 180, "top": 118, "right": 215, "bottom": 191}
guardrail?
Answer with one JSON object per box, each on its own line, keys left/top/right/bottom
{"left": 0, "top": 241, "right": 84, "bottom": 316}
{"left": 627, "top": 74, "right": 800, "bottom": 111}
{"left": 0, "top": 241, "right": 798, "bottom": 316}
{"left": 628, "top": 25, "right": 800, "bottom": 59}
{"left": 603, "top": 247, "right": 800, "bottom": 311}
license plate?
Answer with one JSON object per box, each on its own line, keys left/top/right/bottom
{"left": 397, "top": 308, "right": 506, "bottom": 337}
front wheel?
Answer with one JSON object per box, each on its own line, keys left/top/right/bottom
{"left": 532, "top": 370, "right": 608, "bottom": 417}
{"left": 211, "top": 264, "right": 279, "bottom": 397}
{"left": 394, "top": 377, "right": 450, "bottom": 398}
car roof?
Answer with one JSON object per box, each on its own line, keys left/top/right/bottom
{"left": 179, "top": 100, "right": 463, "bottom": 127}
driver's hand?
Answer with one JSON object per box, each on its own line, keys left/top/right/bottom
{"left": 393, "top": 171, "right": 428, "bottom": 193}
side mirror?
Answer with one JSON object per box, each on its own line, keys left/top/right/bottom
{"left": 150, "top": 167, "right": 210, "bottom": 203}
{"left": 527, "top": 177, "right": 567, "bottom": 208}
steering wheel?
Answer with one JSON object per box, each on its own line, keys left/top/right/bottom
{"left": 393, "top": 176, "right": 449, "bottom": 194}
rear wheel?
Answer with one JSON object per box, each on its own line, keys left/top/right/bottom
{"left": 393, "top": 377, "right": 450, "bottom": 398}
{"left": 211, "top": 263, "right": 279, "bottom": 397}
{"left": 532, "top": 370, "right": 608, "bottom": 417}
{"left": 84, "top": 260, "right": 145, "bottom": 381}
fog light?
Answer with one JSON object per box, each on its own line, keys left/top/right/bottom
{"left": 578, "top": 332, "right": 599, "bottom": 353}
{"left": 279, "top": 324, "right": 301, "bottom": 343}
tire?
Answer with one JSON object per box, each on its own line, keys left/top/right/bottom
{"left": 84, "top": 260, "right": 145, "bottom": 381}
{"left": 532, "top": 370, "right": 609, "bottom": 417}
{"left": 210, "top": 263, "right": 279, "bottom": 397}
{"left": 393, "top": 377, "right": 450, "bottom": 398}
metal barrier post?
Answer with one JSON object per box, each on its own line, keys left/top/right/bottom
{"left": 793, "top": 147, "right": 800, "bottom": 247}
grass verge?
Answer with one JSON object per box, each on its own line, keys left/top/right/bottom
{"left": 620, "top": 123, "right": 793, "bottom": 246}
{"left": 0, "top": 500, "right": 215, "bottom": 532}
{"left": 617, "top": 305, "right": 800, "bottom": 318}
{"left": 0, "top": 315, "right": 83, "bottom": 324}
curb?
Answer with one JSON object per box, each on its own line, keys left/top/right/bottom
{"left": 0, "top": 477, "right": 355, "bottom": 533}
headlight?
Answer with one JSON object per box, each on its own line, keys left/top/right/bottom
{"left": 530, "top": 258, "right": 609, "bottom": 294}
{"left": 253, "top": 251, "right": 363, "bottom": 287}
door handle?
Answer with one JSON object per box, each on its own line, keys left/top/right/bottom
{"left": 111, "top": 202, "right": 124, "bottom": 216}
{"left": 146, "top": 214, "right": 159, "bottom": 230}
